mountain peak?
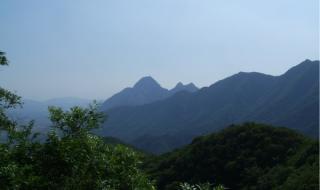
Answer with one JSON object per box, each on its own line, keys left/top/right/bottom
{"left": 186, "top": 82, "right": 197, "bottom": 88}
{"left": 171, "top": 82, "right": 198, "bottom": 94}
{"left": 283, "top": 59, "right": 319, "bottom": 77}
{"left": 101, "top": 76, "right": 168, "bottom": 110}
{"left": 133, "top": 76, "right": 162, "bottom": 89}
{"left": 175, "top": 82, "right": 184, "bottom": 88}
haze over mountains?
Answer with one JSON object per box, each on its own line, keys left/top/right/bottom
{"left": 97, "top": 60, "right": 319, "bottom": 154}
{"left": 101, "top": 76, "right": 198, "bottom": 111}
{"left": 6, "top": 60, "right": 319, "bottom": 154}
{"left": 7, "top": 97, "right": 93, "bottom": 132}
{"left": 8, "top": 78, "right": 199, "bottom": 133}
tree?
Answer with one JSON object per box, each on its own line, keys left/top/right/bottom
{"left": 0, "top": 51, "right": 8, "bottom": 65}
{"left": 0, "top": 51, "right": 21, "bottom": 133}
{"left": 0, "top": 51, "right": 40, "bottom": 189}
{"left": 39, "top": 105, "right": 155, "bottom": 189}
{"left": 179, "top": 182, "right": 225, "bottom": 190}
{"left": 0, "top": 51, "right": 155, "bottom": 190}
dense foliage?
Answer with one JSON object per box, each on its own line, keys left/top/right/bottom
{"left": 144, "top": 123, "right": 319, "bottom": 190}
{"left": 0, "top": 52, "right": 154, "bottom": 190}
{"left": 179, "top": 183, "right": 224, "bottom": 190}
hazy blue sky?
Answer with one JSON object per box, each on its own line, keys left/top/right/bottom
{"left": 0, "top": 0, "right": 318, "bottom": 100}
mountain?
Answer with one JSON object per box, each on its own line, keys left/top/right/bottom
{"left": 7, "top": 97, "right": 93, "bottom": 132}
{"left": 246, "top": 60, "right": 319, "bottom": 136}
{"left": 44, "top": 97, "right": 93, "bottom": 109}
{"left": 100, "top": 76, "right": 168, "bottom": 111}
{"left": 100, "top": 76, "right": 198, "bottom": 111}
{"left": 170, "top": 82, "right": 198, "bottom": 95}
{"left": 98, "top": 60, "right": 319, "bottom": 154}
{"left": 144, "top": 123, "right": 319, "bottom": 190}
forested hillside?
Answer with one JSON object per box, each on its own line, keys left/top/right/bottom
{"left": 144, "top": 123, "right": 319, "bottom": 190}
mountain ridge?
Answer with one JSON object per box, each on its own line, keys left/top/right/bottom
{"left": 100, "top": 76, "right": 198, "bottom": 111}
{"left": 98, "top": 60, "right": 319, "bottom": 154}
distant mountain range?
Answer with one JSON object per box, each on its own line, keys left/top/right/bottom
{"left": 100, "top": 76, "right": 198, "bottom": 111}
{"left": 7, "top": 97, "right": 93, "bottom": 132}
{"left": 6, "top": 60, "right": 319, "bottom": 154}
{"left": 97, "top": 60, "right": 319, "bottom": 154}
{"left": 7, "top": 77, "right": 199, "bottom": 133}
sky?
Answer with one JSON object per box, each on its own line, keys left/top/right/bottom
{"left": 0, "top": 0, "right": 319, "bottom": 101}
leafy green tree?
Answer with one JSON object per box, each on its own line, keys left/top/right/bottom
{"left": 179, "top": 182, "right": 224, "bottom": 190}
{"left": 0, "top": 51, "right": 155, "bottom": 190}
{"left": 0, "top": 51, "right": 40, "bottom": 189}
{"left": 0, "top": 51, "right": 21, "bottom": 133}
{"left": 37, "top": 105, "right": 155, "bottom": 189}
{"left": 0, "top": 51, "right": 8, "bottom": 65}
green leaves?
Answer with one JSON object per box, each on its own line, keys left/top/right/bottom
{"left": 0, "top": 52, "right": 21, "bottom": 135}
{"left": 0, "top": 50, "right": 156, "bottom": 189}
{"left": 179, "top": 182, "right": 224, "bottom": 190}
{"left": 0, "top": 87, "right": 21, "bottom": 109}
{"left": 34, "top": 104, "right": 154, "bottom": 189}
{"left": 48, "top": 102, "right": 105, "bottom": 137}
{"left": 0, "top": 103, "right": 155, "bottom": 189}
{"left": 0, "top": 102, "right": 154, "bottom": 189}
{"left": 0, "top": 51, "right": 8, "bottom": 66}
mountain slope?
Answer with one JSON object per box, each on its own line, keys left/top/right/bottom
{"left": 98, "top": 60, "right": 319, "bottom": 154}
{"left": 144, "top": 123, "right": 319, "bottom": 190}
{"left": 100, "top": 76, "right": 198, "bottom": 111}
{"left": 248, "top": 60, "right": 319, "bottom": 135}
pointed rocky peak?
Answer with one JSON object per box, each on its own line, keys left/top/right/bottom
{"left": 133, "top": 76, "right": 162, "bottom": 90}
{"left": 174, "top": 82, "right": 184, "bottom": 88}
{"left": 186, "top": 83, "right": 198, "bottom": 89}
{"left": 184, "top": 83, "right": 199, "bottom": 92}
{"left": 171, "top": 82, "right": 199, "bottom": 94}
{"left": 101, "top": 76, "right": 168, "bottom": 111}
